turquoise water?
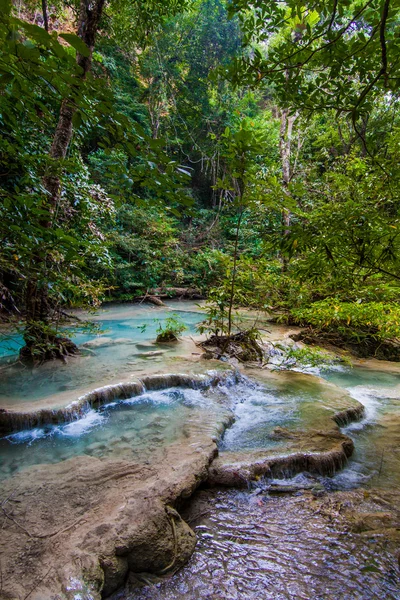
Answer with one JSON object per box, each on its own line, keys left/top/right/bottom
{"left": 219, "top": 380, "right": 304, "bottom": 451}
{"left": 0, "top": 386, "right": 228, "bottom": 481}
{"left": 2, "top": 306, "right": 400, "bottom": 600}
{"left": 0, "top": 370, "right": 362, "bottom": 482}
{"left": 319, "top": 367, "right": 400, "bottom": 490}
{"left": 129, "top": 366, "right": 400, "bottom": 600}
{"left": 323, "top": 366, "right": 400, "bottom": 390}
{"left": 0, "top": 302, "right": 203, "bottom": 406}
{"left": 0, "top": 302, "right": 202, "bottom": 358}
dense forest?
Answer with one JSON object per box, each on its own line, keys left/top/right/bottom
{"left": 1, "top": 0, "right": 400, "bottom": 361}
{"left": 1, "top": 4, "right": 400, "bottom": 599}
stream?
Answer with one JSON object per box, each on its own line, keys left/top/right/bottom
{"left": 0, "top": 302, "right": 399, "bottom": 599}
{"left": 127, "top": 366, "right": 400, "bottom": 600}
{"left": 0, "top": 301, "right": 203, "bottom": 409}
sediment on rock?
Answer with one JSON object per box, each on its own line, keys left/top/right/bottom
{"left": 333, "top": 404, "right": 365, "bottom": 426}
{"left": 0, "top": 366, "right": 367, "bottom": 599}
{"left": 0, "top": 370, "right": 240, "bottom": 435}
{"left": 207, "top": 428, "right": 355, "bottom": 487}
{"left": 0, "top": 433, "right": 220, "bottom": 600}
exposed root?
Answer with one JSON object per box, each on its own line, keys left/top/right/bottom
{"left": 156, "top": 332, "right": 178, "bottom": 342}
{"left": 22, "top": 566, "right": 54, "bottom": 600}
{"left": 1, "top": 494, "right": 33, "bottom": 539}
{"left": 200, "top": 330, "right": 265, "bottom": 363}
{"left": 19, "top": 336, "right": 79, "bottom": 366}
{"left": 59, "top": 310, "right": 83, "bottom": 322}
{"left": 157, "top": 507, "right": 179, "bottom": 575}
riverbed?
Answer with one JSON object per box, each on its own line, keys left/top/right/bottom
{"left": 0, "top": 301, "right": 399, "bottom": 599}
{"left": 126, "top": 365, "right": 400, "bottom": 600}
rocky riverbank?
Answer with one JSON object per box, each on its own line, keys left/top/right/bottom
{"left": 0, "top": 369, "right": 366, "bottom": 599}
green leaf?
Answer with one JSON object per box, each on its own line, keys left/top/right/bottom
{"left": 59, "top": 33, "right": 90, "bottom": 57}
{"left": 72, "top": 111, "right": 82, "bottom": 128}
{"left": 0, "top": 0, "right": 11, "bottom": 15}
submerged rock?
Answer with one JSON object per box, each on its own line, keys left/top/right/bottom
{"left": 82, "top": 337, "right": 136, "bottom": 349}
{"left": 0, "top": 372, "right": 237, "bottom": 435}
{"left": 0, "top": 368, "right": 368, "bottom": 599}
{"left": 135, "top": 350, "right": 166, "bottom": 358}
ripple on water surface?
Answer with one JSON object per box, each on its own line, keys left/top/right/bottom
{"left": 320, "top": 367, "right": 400, "bottom": 491}
{"left": 129, "top": 489, "right": 400, "bottom": 600}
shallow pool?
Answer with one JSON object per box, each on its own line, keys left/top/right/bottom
{"left": 0, "top": 301, "right": 204, "bottom": 408}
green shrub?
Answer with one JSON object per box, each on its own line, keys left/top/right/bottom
{"left": 289, "top": 300, "right": 400, "bottom": 343}
{"left": 155, "top": 314, "right": 188, "bottom": 342}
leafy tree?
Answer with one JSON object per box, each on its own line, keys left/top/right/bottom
{"left": 228, "top": 0, "right": 400, "bottom": 129}
{"left": 0, "top": 0, "right": 190, "bottom": 361}
{"left": 200, "top": 119, "right": 268, "bottom": 335}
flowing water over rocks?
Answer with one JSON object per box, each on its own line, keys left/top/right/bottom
{"left": 127, "top": 488, "right": 400, "bottom": 600}
{"left": 0, "top": 303, "right": 399, "bottom": 599}
{"left": 0, "top": 301, "right": 205, "bottom": 411}
{"left": 122, "top": 364, "right": 400, "bottom": 600}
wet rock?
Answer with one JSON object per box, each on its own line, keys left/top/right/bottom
{"left": 125, "top": 508, "right": 196, "bottom": 575}
{"left": 135, "top": 342, "right": 157, "bottom": 351}
{"left": 0, "top": 433, "right": 218, "bottom": 600}
{"left": 208, "top": 428, "right": 354, "bottom": 487}
{"left": 266, "top": 482, "right": 316, "bottom": 494}
{"left": 82, "top": 338, "right": 135, "bottom": 349}
{"left": 351, "top": 511, "right": 394, "bottom": 533}
{"left": 135, "top": 351, "right": 166, "bottom": 358}
{"left": 82, "top": 337, "right": 114, "bottom": 348}
{"left": 100, "top": 555, "right": 129, "bottom": 597}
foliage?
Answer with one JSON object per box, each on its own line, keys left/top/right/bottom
{"left": 228, "top": 0, "right": 400, "bottom": 128}
{"left": 155, "top": 313, "right": 187, "bottom": 342}
{"left": 278, "top": 344, "right": 351, "bottom": 368}
{"left": 197, "top": 288, "right": 232, "bottom": 336}
{"left": 289, "top": 300, "right": 400, "bottom": 343}
{"left": 0, "top": 0, "right": 191, "bottom": 330}
{"left": 1, "top": 0, "right": 400, "bottom": 361}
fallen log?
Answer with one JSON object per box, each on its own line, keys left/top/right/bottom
{"left": 134, "top": 287, "right": 205, "bottom": 303}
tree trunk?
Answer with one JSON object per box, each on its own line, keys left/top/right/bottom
{"left": 227, "top": 208, "right": 244, "bottom": 337}
{"left": 22, "top": 0, "right": 105, "bottom": 363}
{"left": 279, "top": 107, "right": 297, "bottom": 270}
{"left": 41, "top": 0, "right": 49, "bottom": 32}
{"left": 46, "top": 0, "right": 106, "bottom": 208}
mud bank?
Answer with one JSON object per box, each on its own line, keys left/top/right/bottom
{"left": 0, "top": 372, "right": 365, "bottom": 599}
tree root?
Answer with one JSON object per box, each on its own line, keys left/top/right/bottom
{"left": 292, "top": 327, "right": 400, "bottom": 361}
{"left": 200, "top": 330, "right": 265, "bottom": 363}
{"left": 157, "top": 507, "right": 179, "bottom": 575}
{"left": 19, "top": 336, "right": 79, "bottom": 365}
